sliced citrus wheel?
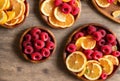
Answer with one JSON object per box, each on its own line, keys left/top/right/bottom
{"left": 17, "top": 15, "right": 24, "bottom": 24}
{"left": 95, "top": 0, "right": 110, "bottom": 8}
{"left": 54, "top": 7, "right": 66, "bottom": 22}
{"left": 0, "top": 0, "right": 7, "bottom": 11}
{"left": 6, "top": 11, "right": 15, "bottom": 22}
{"left": 66, "top": 51, "right": 87, "bottom": 72}
{"left": 112, "top": 10, "right": 120, "bottom": 18}
{"left": 99, "top": 58, "right": 113, "bottom": 75}
{"left": 0, "top": 11, "right": 8, "bottom": 24}
{"left": 40, "top": 0, "right": 54, "bottom": 16}
{"left": 104, "top": 55, "right": 119, "bottom": 66}
{"left": 77, "top": 66, "right": 86, "bottom": 77}
{"left": 84, "top": 61, "right": 102, "bottom": 80}
{"left": 5, "top": 0, "right": 10, "bottom": 10}
{"left": 5, "top": 19, "right": 18, "bottom": 26}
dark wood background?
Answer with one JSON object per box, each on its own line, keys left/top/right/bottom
{"left": 0, "top": 0, "right": 120, "bottom": 81}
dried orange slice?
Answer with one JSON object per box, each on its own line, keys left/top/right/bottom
{"left": 17, "top": 15, "right": 24, "bottom": 24}
{"left": 104, "top": 55, "right": 119, "bottom": 66}
{"left": 5, "top": 0, "right": 10, "bottom": 10}
{"left": 84, "top": 61, "right": 102, "bottom": 80}
{"left": 95, "top": 0, "right": 110, "bottom": 8}
{"left": 6, "top": 11, "right": 15, "bottom": 22}
{"left": 66, "top": 51, "right": 87, "bottom": 72}
{"left": 77, "top": 66, "right": 86, "bottom": 77}
{"left": 99, "top": 58, "right": 113, "bottom": 75}
{"left": 0, "top": 11, "right": 8, "bottom": 24}
{"left": 0, "top": 0, "right": 7, "bottom": 11}
{"left": 40, "top": 0, "right": 54, "bottom": 16}
{"left": 5, "top": 19, "right": 18, "bottom": 26}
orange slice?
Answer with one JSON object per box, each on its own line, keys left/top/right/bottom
{"left": 54, "top": 7, "right": 66, "bottom": 22}
{"left": 40, "top": 0, "right": 54, "bottom": 16}
{"left": 95, "top": 0, "right": 110, "bottom": 8}
{"left": 62, "top": 0, "right": 71, "bottom": 2}
{"left": 77, "top": 66, "right": 86, "bottom": 77}
{"left": 84, "top": 61, "right": 102, "bottom": 80}
{"left": 0, "top": 11, "right": 8, "bottom": 24}
{"left": 66, "top": 51, "right": 87, "bottom": 72}
{"left": 6, "top": 11, "right": 15, "bottom": 22}
{"left": 5, "top": 0, "right": 10, "bottom": 10}
{"left": 99, "top": 58, "right": 113, "bottom": 75}
{"left": 5, "top": 19, "right": 18, "bottom": 26}
{"left": 0, "top": 0, "right": 7, "bottom": 11}
{"left": 17, "top": 15, "right": 25, "bottom": 24}
{"left": 104, "top": 55, "right": 119, "bottom": 66}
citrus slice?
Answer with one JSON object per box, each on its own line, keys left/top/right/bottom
{"left": 81, "top": 36, "right": 96, "bottom": 50}
{"left": 62, "top": 0, "right": 71, "bottom": 2}
{"left": 0, "top": 0, "right": 7, "bottom": 11}
{"left": 6, "top": 11, "right": 15, "bottom": 22}
{"left": 77, "top": 66, "right": 86, "bottom": 77}
{"left": 17, "top": 15, "right": 24, "bottom": 24}
{"left": 99, "top": 58, "right": 113, "bottom": 75}
{"left": 104, "top": 55, "right": 119, "bottom": 66}
{"left": 5, "top": 0, "right": 10, "bottom": 10}
{"left": 40, "top": 0, "right": 54, "bottom": 16}
{"left": 54, "top": 7, "right": 66, "bottom": 22}
{"left": 5, "top": 19, "right": 18, "bottom": 26}
{"left": 0, "top": 11, "right": 8, "bottom": 24}
{"left": 95, "top": 0, "right": 110, "bottom": 8}
{"left": 112, "top": 10, "right": 120, "bottom": 18}
{"left": 66, "top": 51, "right": 87, "bottom": 72}
{"left": 84, "top": 61, "right": 102, "bottom": 80}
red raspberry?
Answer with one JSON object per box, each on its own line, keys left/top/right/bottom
{"left": 24, "top": 45, "right": 34, "bottom": 54}
{"left": 66, "top": 43, "right": 76, "bottom": 53}
{"left": 101, "top": 45, "right": 112, "bottom": 54}
{"left": 93, "top": 51, "right": 103, "bottom": 60}
{"left": 30, "top": 28, "right": 41, "bottom": 36}
{"left": 40, "top": 32, "right": 49, "bottom": 41}
{"left": 31, "top": 52, "right": 42, "bottom": 61}
{"left": 71, "top": 7, "right": 80, "bottom": 15}
{"left": 97, "top": 39, "right": 106, "bottom": 46}
{"left": 74, "top": 32, "right": 84, "bottom": 40}
{"left": 107, "top": 0, "right": 114, "bottom": 3}
{"left": 41, "top": 48, "right": 50, "bottom": 58}
{"left": 106, "top": 34, "right": 116, "bottom": 43}
{"left": 46, "top": 41, "right": 55, "bottom": 50}
{"left": 32, "top": 34, "right": 39, "bottom": 41}
{"left": 112, "top": 51, "right": 120, "bottom": 57}
{"left": 98, "top": 29, "right": 106, "bottom": 37}
{"left": 69, "top": 0, "right": 75, "bottom": 6}
{"left": 61, "top": 3, "right": 72, "bottom": 14}
{"left": 87, "top": 25, "right": 97, "bottom": 34}
{"left": 84, "top": 49, "right": 94, "bottom": 60}
{"left": 54, "top": 0, "right": 62, "bottom": 6}
{"left": 111, "top": 40, "right": 117, "bottom": 46}
{"left": 24, "top": 34, "right": 32, "bottom": 41}
{"left": 23, "top": 41, "right": 32, "bottom": 47}
{"left": 101, "top": 72, "right": 108, "bottom": 80}
{"left": 92, "top": 31, "right": 102, "bottom": 41}
{"left": 34, "top": 40, "right": 45, "bottom": 50}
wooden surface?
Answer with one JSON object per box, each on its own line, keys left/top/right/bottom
{"left": 0, "top": 0, "right": 120, "bottom": 81}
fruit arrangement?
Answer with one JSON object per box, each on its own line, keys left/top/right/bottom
{"left": 0, "top": 0, "right": 29, "bottom": 28}
{"left": 20, "top": 27, "right": 56, "bottom": 63}
{"left": 64, "top": 23, "right": 120, "bottom": 80}
{"left": 92, "top": 0, "right": 120, "bottom": 23}
{"left": 39, "top": 0, "right": 81, "bottom": 28}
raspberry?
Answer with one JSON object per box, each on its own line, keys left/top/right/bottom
{"left": 107, "top": 0, "right": 114, "bottom": 3}
{"left": 101, "top": 45, "right": 112, "bottom": 54}
{"left": 69, "top": 0, "right": 75, "bottom": 6}
{"left": 30, "top": 28, "right": 41, "bottom": 36}
{"left": 71, "top": 7, "right": 80, "bottom": 15}
{"left": 74, "top": 32, "right": 84, "bottom": 40}
{"left": 54, "top": 0, "right": 62, "bottom": 6}
{"left": 97, "top": 39, "right": 106, "bottom": 46}
{"left": 93, "top": 51, "right": 103, "bottom": 60}
{"left": 24, "top": 45, "right": 34, "bottom": 54}
{"left": 46, "top": 41, "right": 55, "bottom": 50}
{"left": 31, "top": 52, "right": 42, "bottom": 61}
{"left": 101, "top": 72, "right": 108, "bottom": 80}
{"left": 24, "top": 34, "right": 32, "bottom": 41}
{"left": 98, "top": 29, "right": 106, "bottom": 37}
{"left": 23, "top": 41, "right": 32, "bottom": 47}
{"left": 66, "top": 43, "right": 76, "bottom": 53}
{"left": 41, "top": 48, "right": 50, "bottom": 58}
{"left": 112, "top": 51, "right": 120, "bottom": 57}
{"left": 84, "top": 49, "right": 94, "bottom": 60}
{"left": 106, "top": 34, "right": 116, "bottom": 43}
{"left": 111, "top": 40, "right": 117, "bottom": 46}
{"left": 87, "top": 25, "right": 97, "bottom": 35}
{"left": 92, "top": 31, "right": 102, "bottom": 41}
{"left": 61, "top": 3, "right": 72, "bottom": 14}
{"left": 32, "top": 34, "right": 39, "bottom": 41}
{"left": 34, "top": 40, "right": 45, "bottom": 50}
{"left": 40, "top": 32, "right": 49, "bottom": 41}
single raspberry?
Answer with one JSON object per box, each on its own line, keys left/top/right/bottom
{"left": 97, "top": 39, "right": 106, "bottom": 46}
{"left": 46, "top": 41, "right": 55, "bottom": 50}
{"left": 112, "top": 51, "right": 120, "bottom": 57}
{"left": 71, "top": 7, "right": 80, "bottom": 15}
{"left": 34, "top": 40, "right": 45, "bottom": 50}
{"left": 87, "top": 25, "right": 97, "bottom": 35}
{"left": 111, "top": 40, "right": 117, "bottom": 46}
{"left": 40, "top": 32, "right": 49, "bottom": 41}
{"left": 54, "top": 0, "right": 62, "bottom": 6}
{"left": 61, "top": 3, "right": 72, "bottom": 14}
{"left": 74, "top": 32, "right": 84, "bottom": 40}
{"left": 101, "top": 45, "right": 112, "bottom": 54}
{"left": 92, "top": 51, "right": 103, "bottom": 60}
{"left": 23, "top": 41, "right": 32, "bottom": 47}
{"left": 84, "top": 49, "right": 94, "bottom": 60}
{"left": 69, "top": 0, "right": 75, "bottom": 6}
{"left": 107, "top": 0, "right": 114, "bottom": 3}
{"left": 24, "top": 45, "right": 34, "bottom": 54}
{"left": 66, "top": 43, "right": 76, "bottom": 53}
{"left": 101, "top": 72, "right": 108, "bottom": 80}
{"left": 41, "top": 48, "right": 50, "bottom": 58}
{"left": 31, "top": 52, "right": 42, "bottom": 61}
{"left": 24, "top": 34, "right": 32, "bottom": 41}
{"left": 30, "top": 28, "right": 41, "bottom": 36}
{"left": 92, "top": 31, "right": 102, "bottom": 41}
{"left": 106, "top": 34, "right": 116, "bottom": 43}
{"left": 32, "top": 34, "right": 39, "bottom": 41}
{"left": 98, "top": 29, "right": 106, "bottom": 37}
